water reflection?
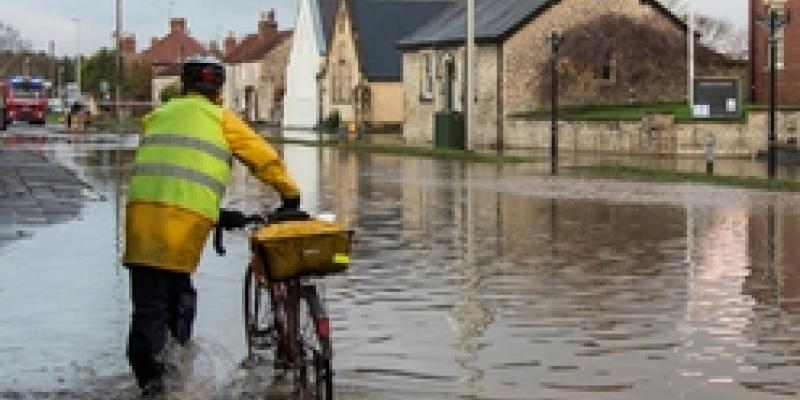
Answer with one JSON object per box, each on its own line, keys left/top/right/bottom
{"left": 4, "top": 131, "right": 800, "bottom": 399}
{"left": 307, "top": 148, "right": 800, "bottom": 399}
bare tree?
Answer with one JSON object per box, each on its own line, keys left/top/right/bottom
{"left": 538, "top": 14, "right": 728, "bottom": 105}
{"left": 660, "top": 0, "right": 687, "bottom": 15}
{"left": 0, "top": 21, "right": 31, "bottom": 52}
{"left": 695, "top": 15, "right": 748, "bottom": 59}
{"left": 659, "top": 1, "right": 748, "bottom": 58}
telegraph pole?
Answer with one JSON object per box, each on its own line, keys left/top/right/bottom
{"left": 465, "top": 0, "right": 475, "bottom": 151}
{"left": 115, "top": 0, "right": 124, "bottom": 272}
{"left": 688, "top": 8, "right": 695, "bottom": 112}
{"left": 116, "top": 0, "right": 124, "bottom": 128}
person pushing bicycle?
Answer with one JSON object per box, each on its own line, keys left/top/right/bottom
{"left": 123, "top": 54, "right": 301, "bottom": 396}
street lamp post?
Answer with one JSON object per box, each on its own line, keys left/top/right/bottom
{"left": 768, "top": 10, "right": 778, "bottom": 179}
{"left": 757, "top": 7, "right": 789, "bottom": 179}
{"left": 116, "top": 0, "right": 123, "bottom": 128}
{"left": 70, "top": 17, "right": 81, "bottom": 92}
{"left": 546, "top": 32, "right": 564, "bottom": 176}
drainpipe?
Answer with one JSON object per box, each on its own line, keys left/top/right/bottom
{"left": 465, "top": 0, "right": 475, "bottom": 151}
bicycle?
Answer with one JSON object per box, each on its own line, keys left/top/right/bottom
{"left": 213, "top": 208, "right": 352, "bottom": 400}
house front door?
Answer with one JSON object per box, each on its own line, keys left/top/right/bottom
{"left": 444, "top": 60, "right": 455, "bottom": 112}
{"left": 245, "top": 86, "right": 255, "bottom": 122}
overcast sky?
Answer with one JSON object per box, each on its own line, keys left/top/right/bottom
{"left": 0, "top": 0, "right": 749, "bottom": 56}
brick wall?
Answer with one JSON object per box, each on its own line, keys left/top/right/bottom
{"left": 504, "top": 110, "right": 800, "bottom": 156}
{"left": 369, "top": 82, "right": 404, "bottom": 124}
{"left": 750, "top": 0, "right": 800, "bottom": 103}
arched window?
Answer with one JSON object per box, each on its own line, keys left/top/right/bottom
{"left": 333, "top": 43, "right": 351, "bottom": 103}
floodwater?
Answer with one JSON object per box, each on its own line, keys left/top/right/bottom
{"left": 2, "top": 127, "right": 800, "bottom": 399}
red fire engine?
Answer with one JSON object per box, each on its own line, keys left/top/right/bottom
{"left": 2, "top": 76, "right": 48, "bottom": 126}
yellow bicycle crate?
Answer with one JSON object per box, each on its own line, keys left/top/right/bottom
{"left": 251, "top": 220, "right": 353, "bottom": 280}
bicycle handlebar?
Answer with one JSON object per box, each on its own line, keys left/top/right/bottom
{"left": 213, "top": 208, "right": 311, "bottom": 256}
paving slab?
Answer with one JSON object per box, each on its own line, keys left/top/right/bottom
{"left": 0, "top": 149, "right": 89, "bottom": 248}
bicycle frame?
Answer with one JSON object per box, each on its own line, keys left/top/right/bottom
{"left": 217, "top": 209, "right": 338, "bottom": 398}
{"left": 246, "top": 244, "right": 335, "bottom": 398}
{"left": 252, "top": 249, "right": 332, "bottom": 363}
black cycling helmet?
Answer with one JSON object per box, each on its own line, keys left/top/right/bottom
{"left": 181, "top": 54, "right": 225, "bottom": 98}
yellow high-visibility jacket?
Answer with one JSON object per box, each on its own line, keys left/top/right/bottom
{"left": 124, "top": 95, "right": 300, "bottom": 273}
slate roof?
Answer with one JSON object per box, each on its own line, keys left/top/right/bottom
{"left": 141, "top": 30, "right": 206, "bottom": 65}
{"left": 317, "top": 0, "right": 338, "bottom": 47}
{"left": 398, "top": 0, "right": 687, "bottom": 49}
{"left": 349, "top": 0, "right": 452, "bottom": 81}
{"left": 225, "top": 31, "right": 292, "bottom": 63}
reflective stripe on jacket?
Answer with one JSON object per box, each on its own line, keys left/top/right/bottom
{"left": 128, "top": 96, "right": 232, "bottom": 221}
{"left": 124, "top": 95, "right": 300, "bottom": 273}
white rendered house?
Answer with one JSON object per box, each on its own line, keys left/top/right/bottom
{"left": 283, "top": 0, "right": 336, "bottom": 129}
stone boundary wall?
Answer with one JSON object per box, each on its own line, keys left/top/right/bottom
{"left": 502, "top": 111, "right": 800, "bottom": 157}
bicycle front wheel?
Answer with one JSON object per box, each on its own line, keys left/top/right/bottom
{"left": 243, "top": 263, "right": 275, "bottom": 361}
{"left": 297, "top": 284, "right": 334, "bottom": 400}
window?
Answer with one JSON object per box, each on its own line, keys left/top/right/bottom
{"left": 333, "top": 65, "right": 351, "bottom": 104}
{"left": 340, "top": 67, "right": 351, "bottom": 103}
{"left": 332, "top": 43, "right": 351, "bottom": 104}
{"left": 766, "top": 1, "right": 787, "bottom": 69}
{"left": 420, "top": 53, "right": 434, "bottom": 100}
{"left": 594, "top": 50, "right": 617, "bottom": 83}
{"left": 776, "top": 25, "right": 785, "bottom": 69}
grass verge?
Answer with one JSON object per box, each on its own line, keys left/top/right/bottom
{"left": 266, "top": 136, "right": 541, "bottom": 164}
{"left": 509, "top": 102, "right": 787, "bottom": 122}
{"left": 571, "top": 164, "right": 800, "bottom": 192}
{"left": 90, "top": 114, "right": 143, "bottom": 132}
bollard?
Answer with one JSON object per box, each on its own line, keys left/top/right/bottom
{"left": 705, "top": 134, "right": 716, "bottom": 175}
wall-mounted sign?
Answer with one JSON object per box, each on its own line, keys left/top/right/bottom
{"left": 693, "top": 104, "right": 710, "bottom": 118}
{"left": 694, "top": 78, "right": 741, "bottom": 118}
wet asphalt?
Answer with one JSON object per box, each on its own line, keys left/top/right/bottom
{"left": 1, "top": 124, "right": 800, "bottom": 399}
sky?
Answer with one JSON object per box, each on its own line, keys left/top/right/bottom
{"left": 0, "top": 0, "right": 749, "bottom": 57}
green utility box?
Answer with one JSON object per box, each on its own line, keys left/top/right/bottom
{"left": 434, "top": 111, "right": 465, "bottom": 150}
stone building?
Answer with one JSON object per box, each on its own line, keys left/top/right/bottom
{"left": 141, "top": 17, "right": 206, "bottom": 104}
{"left": 260, "top": 33, "right": 293, "bottom": 124}
{"left": 750, "top": 0, "right": 800, "bottom": 103}
{"left": 399, "top": 0, "right": 703, "bottom": 149}
{"left": 223, "top": 10, "right": 292, "bottom": 123}
{"left": 319, "top": 0, "right": 450, "bottom": 127}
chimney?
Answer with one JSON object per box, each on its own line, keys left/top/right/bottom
{"left": 170, "top": 17, "right": 187, "bottom": 34}
{"left": 259, "top": 9, "right": 278, "bottom": 38}
{"left": 121, "top": 32, "right": 136, "bottom": 58}
{"left": 150, "top": 37, "right": 159, "bottom": 48}
{"left": 224, "top": 31, "right": 237, "bottom": 56}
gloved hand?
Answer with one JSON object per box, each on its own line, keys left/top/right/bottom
{"left": 218, "top": 209, "right": 247, "bottom": 230}
{"left": 279, "top": 197, "right": 300, "bottom": 211}
{"left": 269, "top": 197, "right": 309, "bottom": 223}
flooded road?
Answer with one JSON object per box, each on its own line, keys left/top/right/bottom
{"left": 2, "top": 127, "right": 800, "bottom": 399}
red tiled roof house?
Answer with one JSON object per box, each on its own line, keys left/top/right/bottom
{"left": 223, "top": 10, "right": 293, "bottom": 123}
{"left": 141, "top": 17, "right": 207, "bottom": 104}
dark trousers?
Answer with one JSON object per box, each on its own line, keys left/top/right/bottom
{"left": 127, "top": 265, "right": 197, "bottom": 389}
